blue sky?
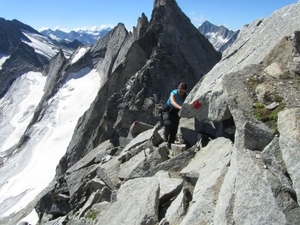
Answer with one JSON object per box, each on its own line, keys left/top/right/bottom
{"left": 0, "top": 0, "right": 297, "bottom": 32}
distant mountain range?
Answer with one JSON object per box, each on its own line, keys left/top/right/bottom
{"left": 198, "top": 20, "right": 240, "bottom": 53}
{"left": 0, "top": 18, "right": 77, "bottom": 60}
{"left": 40, "top": 22, "right": 238, "bottom": 53}
{"left": 40, "top": 27, "right": 112, "bottom": 46}
{"left": 0, "top": 17, "right": 238, "bottom": 99}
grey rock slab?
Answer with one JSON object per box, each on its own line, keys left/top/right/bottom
{"left": 84, "top": 201, "right": 110, "bottom": 224}
{"left": 264, "top": 62, "right": 284, "bottom": 78}
{"left": 278, "top": 108, "right": 300, "bottom": 200}
{"left": 142, "top": 146, "right": 197, "bottom": 177}
{"left": 180, "top": 137, "right": 233, "bottom": 181}
{"left": 180, "top": 137, "right": 233, "bottom": 225}
{"left": 127, "top": 121, "right": 154, "bottom": 139}
{"left": 153, "top": 171, "right": 183, "bottom": 203}
{"left": 96, "top": 177, "right": 159, "bottom": 225}
{"left": 232, "top": 147, "right": 287, "bottom": 225}
{"left": 163, "top": 188, "right": 192, "bottom": 224}
{"left": 216, "top": 140, "right": 300, "bottom": 225}
{"left": 119, "top": 148, "right": 164, "bottom": 181}
{"left": 118, "top": 128, "right": 156, "bottom": 160}
{"left": 261, "top": 137, "right": 293, "bottom": 191}
{"left": 96, "top": 156, "right": 121, "bottom": 190}
{"left": 77, "top": 189, "right": 102, "bottom": 218}
{"left": 213, "top": 147, "right": 238, "bottom": 225}
{"left": 66, "top": 139, "right": 114, "bottom": 174}
{"left": 118, "top": 149, "right": 148, "bottom": 180}
{"left": 66, "top": 164, "right": 98, "bottom": 198}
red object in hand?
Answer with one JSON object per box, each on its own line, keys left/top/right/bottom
{"left": 193, "top": 101, "right": 201, "bottom": 109}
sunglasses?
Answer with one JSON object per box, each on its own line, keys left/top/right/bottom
{"left": 178, "top": 90, "right": 186, "bottom": 94}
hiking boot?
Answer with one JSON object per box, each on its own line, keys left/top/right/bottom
{"left": 162, "top": 135, "right": 168, "bottom": 142}
{"left": 167, "top": 142, "right": 171, "bottom": 149}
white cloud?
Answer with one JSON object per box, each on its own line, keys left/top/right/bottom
{"left": 192, "top": 15, "right": 206, "bottom": 26}
{"left": 73, "top": 24, "right": 114, "bottom": 32}
{"left": 52, "top": 26, "right": 68, "bottom": 32}
{"left": 38, "top": 24, "right": 114, "bottom": 33}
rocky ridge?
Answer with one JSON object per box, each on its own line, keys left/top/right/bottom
{"left": 7, "top": 0, "right": 300, "bottom": 225}
{"left": 40, "top": 28, "right": 111, "bottom": 46}
{"left": 0, "top": 18, "right": 75, "bottom": 98}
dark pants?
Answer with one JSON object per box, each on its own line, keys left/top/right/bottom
{"left": 163, "top": 106, "right": 180, "bottom": 144}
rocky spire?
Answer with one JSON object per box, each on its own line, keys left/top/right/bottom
{"left": 57, "top": 0, "right": 221, "bottom": 174}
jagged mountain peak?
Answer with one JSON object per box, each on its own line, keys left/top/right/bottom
{"left": 58, "top": 0, "right": 220, "bottom": 168}
{"left": 198, "top": 20, "right": 240, "bottom": 52}
{"left": 152, "top": 0, "right": 191, "bottom": 27}
{"left": 0, "top": 17, "right": 36, "bottom": 53}
{"left": 0, "top": 18, "right": 40, "bottom": 35}
{"left": 200, "top": 20, "right": 236, "bottom": 35}
{"left": 154, "top": 0, "right": 178, "bottom": 7}
{"left": 134, "top": 12, "right": 149, "bottom": 36}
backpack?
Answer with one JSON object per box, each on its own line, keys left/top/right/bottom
{"left": 159, "top": 104, "right": 171, "bottom": 125}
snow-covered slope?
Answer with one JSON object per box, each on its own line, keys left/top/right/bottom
{"left": 0, "top": 72, "right": 46, "bottom": 152}
{"left": 0, "top": 67, "right": 101, "bottom": 223}
{"left": 0, "top": 54, "right": 10, "bottom": 70}
{"left": 21, "top": 30, "right": 73, "bottom": 59}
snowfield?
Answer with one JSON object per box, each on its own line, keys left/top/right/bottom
{"left": 0, "top": 68, "right": 100, "bottom": 224}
